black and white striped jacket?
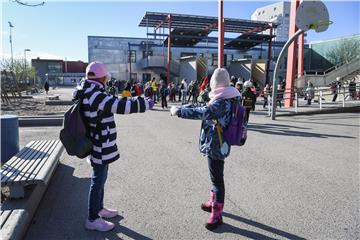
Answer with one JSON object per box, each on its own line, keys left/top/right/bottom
{"left": 73, "top": 79, "right": 151, "bottom": 165}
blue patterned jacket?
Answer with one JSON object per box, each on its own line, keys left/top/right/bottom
{"left": 177, "top": 99, "right": 232, "bottom": 160}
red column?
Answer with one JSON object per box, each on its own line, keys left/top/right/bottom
{"left": 218, "top": 0, "right": 224, "bottom": 68}
{"left": 167, "top": 15, "right": 171, "bottom": 84}
{"left": 284, "top": 0, "right": 300, "bottom": 107}
{"left": 297, "top": 32, "right": 304, "bottom": 79}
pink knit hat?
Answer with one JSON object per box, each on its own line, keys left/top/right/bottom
{"left": 86, "top": 61, "right": 108, "bottom": 79}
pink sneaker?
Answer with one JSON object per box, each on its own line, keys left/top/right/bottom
{"left": 98, "top": 207, "right": 118, "bottom": 218}
{"left": 85, "top": 218, "right": 115, "bottom": 232}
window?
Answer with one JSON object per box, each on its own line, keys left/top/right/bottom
{"left": 212, "top": 54, "right": 218, "bottom": 66}
{"left": 142, "top": 50, "right": 153, "bottom": 58}
{"left": 142, "top": 73, "right": 151, "bottom": 84}
{"left": 274, "top": 7, "right": 277, "bottom": 11}
{"left": 262, "top": 10, "right": 265, "bottom": 14}
{"left": 128, "top": 50, "right": 136, "bottom": 63}
{"left": 181, "top": 52, "right": 196, "bottom": 58}
{"left": 285, "top": 13, "right": 289, "bottom": 17}
{"left": 212, "top": 54, "right": 227, "bottom": 66}
{"left": 130, "top": 73, "right": 137, "bottom": 82}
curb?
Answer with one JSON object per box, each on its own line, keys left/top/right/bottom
{"left": 1, "top": 160, "right": 60, "bottom": 240}
{"left": 277, "top": 106, "right": 360, "bottom": 117}
{"left": 45, "top": 100, "right": 73, "bottom": 105}
{"left": 19, "top": 117, "right": 63, "bottom": 127}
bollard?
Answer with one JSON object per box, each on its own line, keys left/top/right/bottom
{"left": 320, "top": 90, "right": 322, "bottom": 110}
{"left": 1, "top": 115, "right": 19, "bottom": 163}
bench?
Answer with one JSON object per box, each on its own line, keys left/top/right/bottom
{"left": 1, "top": 140, "right": 64, "bottom": 199}
{"left": 46, "top": 94, "right": 60, "bottom": 100}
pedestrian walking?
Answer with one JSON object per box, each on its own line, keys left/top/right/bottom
{"left": 160, "top": 82, "right": 168, "bottom": 109}
{"left": 44, "top": 80, "right": 50, "bottom": 95}
{"left": 306, "top": 82, "right": 315, "bottom": 105}
{"left": 170, "top": 68, "right": 240, "bottom": 230}
{"left": 262, "top": 83, "right": 270, "bottom": 109}
{"left": 242, "top": 81, "right": 256, "bottom": 122}
{"left": 181, "top": 79, "right": 188, "bottom": 104}
{"left": 73, "top": 62, "right": 153, "bottom": 232}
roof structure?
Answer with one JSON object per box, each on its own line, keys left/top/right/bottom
{"left": 139, "top": 12, "right": 277, "bottom": 49}
{"left": 225, "top": 33, "right": 275, "bottom": 50}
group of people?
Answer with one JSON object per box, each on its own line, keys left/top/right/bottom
{"left": 72, "top": 62, "right": 249, "bottom": 233}
{"left": 72, "top": 61, "right": 360, "bottom": 234}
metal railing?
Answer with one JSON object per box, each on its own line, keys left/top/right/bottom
{"left": 263, "top": 84, "right": 360, "bottom": 116}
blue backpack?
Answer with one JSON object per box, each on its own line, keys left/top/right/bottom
{"left": 217, "top": 100, "right": 248, "bottom": 146}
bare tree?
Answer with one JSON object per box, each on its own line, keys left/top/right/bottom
{"left": 326, "top": 38, "right": 360, "bottom": 65}
{"left": 1, "top": 58, "right": 36, "bottom": 84}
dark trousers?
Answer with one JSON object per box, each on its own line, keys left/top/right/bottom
{"left": 153, "top": 91, "right": 158, "bottom": 102}
{"left": 332, "top": 93, "right": 338, "bottom": 102}
{"left": 307, "top": 98, "right": 312, "bottom": 105}
{"left": 88, "top": 163, "right": 108, "bottom": 221}
{"left": 207, "top": 157, "right": 225, "bottom": 203}
{"left": 178, "top": 91, "right": 182, "bottom": 102}
{"left": 161, "top": 96, "right": 168, "bottom": 108}
{"left": 263, "top": 97, "right": 267, "bottom": 108}
{"left": 245, "top": 108, "right": 251, "bottom": 122}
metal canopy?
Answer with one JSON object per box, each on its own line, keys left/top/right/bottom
{"left": 163, "top": 28, "right": 210, "bottom": 47}
{"left": 139, "top": 12, "right": 276, "bottom": 33}
{"left": 225, "top": 33, "right": 275, "bottom": 50}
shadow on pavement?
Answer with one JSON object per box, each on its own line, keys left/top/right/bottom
{"left": 217, "top": 212, "right": 306, "bottom": 240}
{"left": 248, "top": 123, "right": 355, "bottom": 139}
{"left": 25, "top": 163, "right": 152, "bottom": 240}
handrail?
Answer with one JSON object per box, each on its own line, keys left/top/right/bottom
{"left": 303, "top": 56, "right": 360, "bottom": 76}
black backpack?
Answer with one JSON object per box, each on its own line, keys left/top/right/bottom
{"left": 59, "top": 97, "right": 102, "bottom": 158}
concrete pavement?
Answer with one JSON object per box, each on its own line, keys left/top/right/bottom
{"left": 21, "top": 109, "right": 359, "bottom": 239}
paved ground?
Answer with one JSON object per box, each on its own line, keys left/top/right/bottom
{"left": 20, "top": 104, "right": 360, "bottom": 240}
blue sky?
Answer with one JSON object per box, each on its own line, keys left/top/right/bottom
{"left": 2, "top": 0, "right": 359, "bottom": 62}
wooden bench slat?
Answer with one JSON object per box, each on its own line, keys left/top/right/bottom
{"left": 15, "top": 140, "right": 57, "bottom": 184}
{"left": 32, "top": 141, "right": 63, "bottom": 185}
{"left": 1, "top": 141, "right": 45, "bottom": 183}
{"left": 1, "top": 210, "right": 12, "bottom": 229}
{"left": 8, "top": 140, "right": 55, "bottom": 184}
{"left": 1, "top": 140, "right": 48, "bottom": 183}
{"left": 1, "top": 141, "right": 39, "bottom": 179}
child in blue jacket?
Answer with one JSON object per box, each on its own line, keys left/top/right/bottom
{"left": 170, "top": 68, "right": 240, "bottom": 230}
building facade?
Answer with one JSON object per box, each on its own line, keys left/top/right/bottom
{"left": 88, "top": 35, "right": 278, "bottom": 85}
{"left": 251, "top": 1, "right": 291, "bottom": 42}
{"left": 31, "top": 58, "right": 88, "bottom": 86}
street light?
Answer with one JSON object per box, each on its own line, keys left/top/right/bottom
{"left": 24, "top": 49, "right": 31, "bottom": 85}
{"left": 24, "top": 49, "right": 31, "bottom": 70}
{"left": 8, "top": 21, "right": 14, "bottom": 68}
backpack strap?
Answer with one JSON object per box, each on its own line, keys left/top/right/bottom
{"left": 215, "top": 120, "right": 223, "bottom": 147}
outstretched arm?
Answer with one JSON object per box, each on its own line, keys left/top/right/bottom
{"left": 174, "top": 100, "right": 227, "bottom": 120}
{"left": 88, "top": 92, "right": 153, "bottom": 115}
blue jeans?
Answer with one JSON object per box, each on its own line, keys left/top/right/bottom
{"left": 88, "top": 163, "right": 109, "bottom": 221}
{"left": 207, "top": 156, "right": 225, "bottom": 203}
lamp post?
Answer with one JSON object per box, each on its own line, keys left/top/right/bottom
{"left": 8, "top": 21, "right": 14, "bottom": 68}
{"left": 24, "top": 49, "right": 31, "bottom": 70}
{"left": 24, "top": 49, "right": 31, "bottom": 85}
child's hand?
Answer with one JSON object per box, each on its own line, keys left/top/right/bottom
{"left": 170, "top": 106, "right": 179, "bottom": 116}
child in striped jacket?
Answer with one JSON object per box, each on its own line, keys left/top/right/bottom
{"left": 73, "top": 62, "right": 153, "bottom": 232}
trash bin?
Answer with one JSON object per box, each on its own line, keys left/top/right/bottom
{"left": 1, "top": 115, "right": 19, "bottom": 163}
